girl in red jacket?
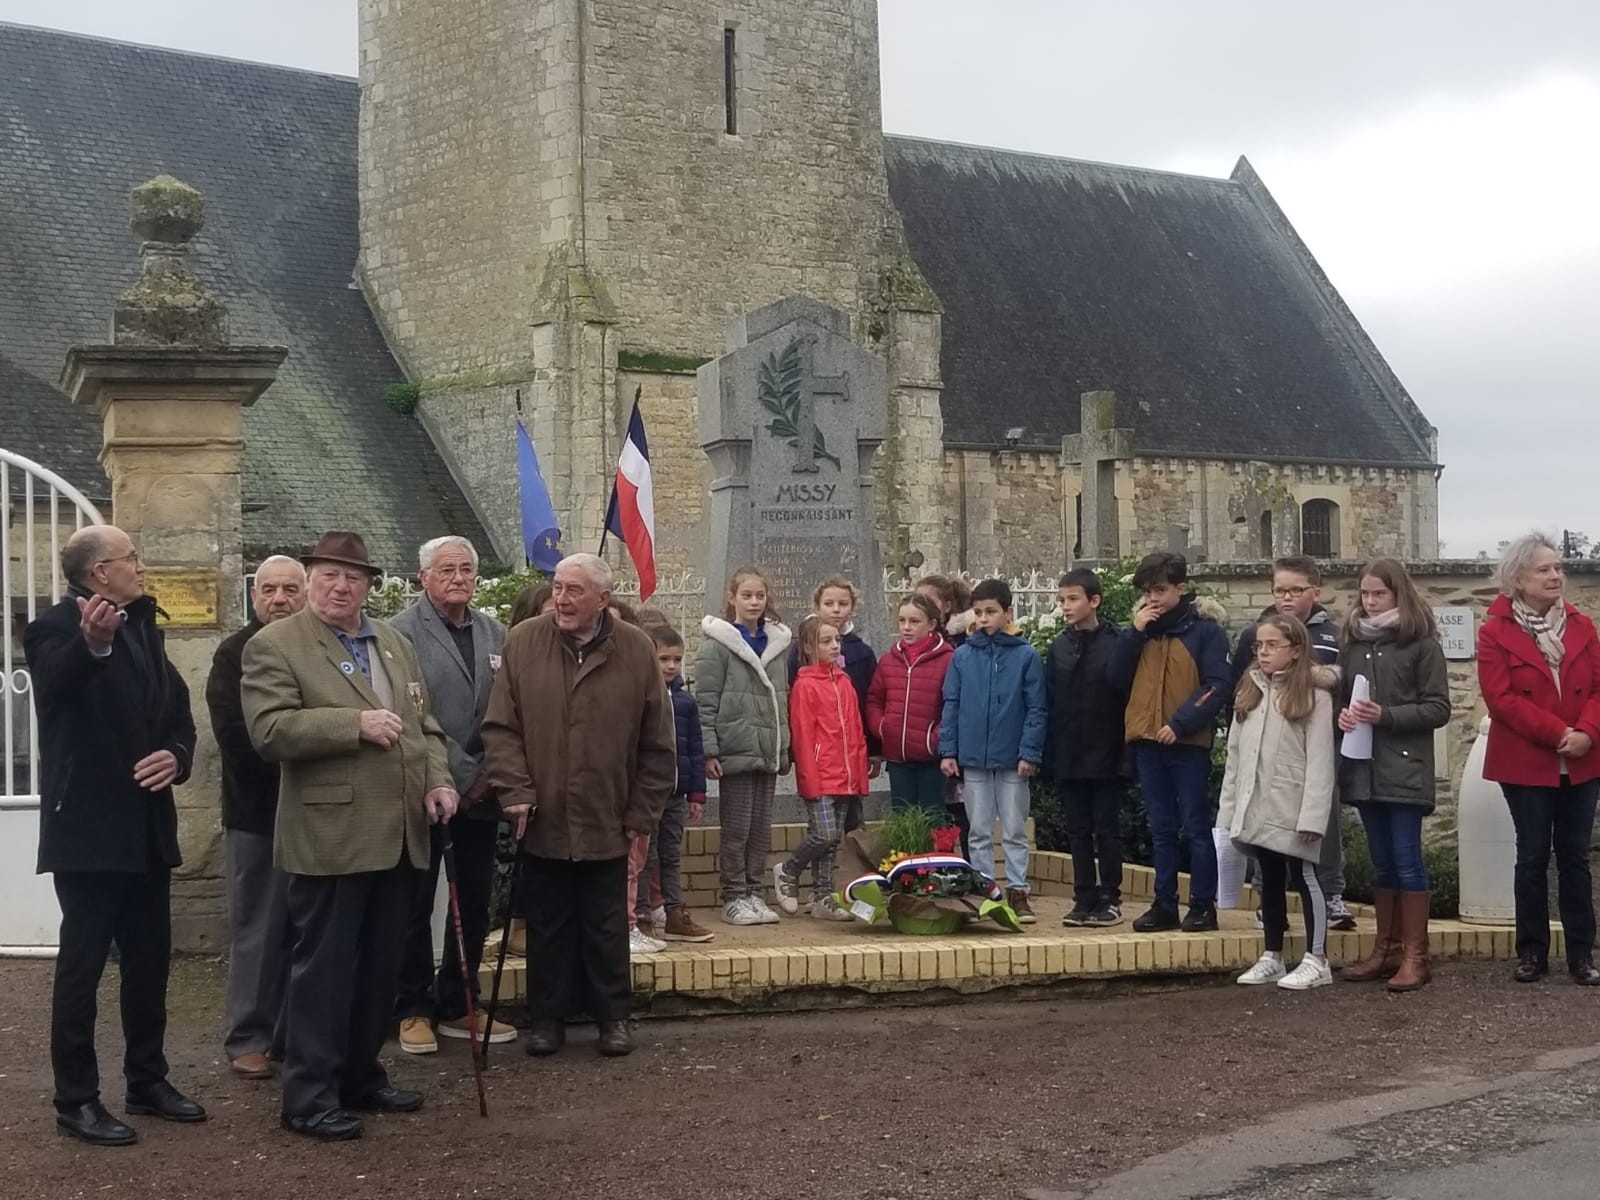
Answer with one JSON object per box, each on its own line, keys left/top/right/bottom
{"left": 773, "top": 616, "right": 868, "bottom": 921}
{"left": 867, "top": 593, "right": 956, "bottom": 819}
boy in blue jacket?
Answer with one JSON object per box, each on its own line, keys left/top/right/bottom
{"left": 1112, "top": 552, "right": 1232, "bottom": 934}
{"left": 939, "top": 579, "right": 1047, "bottom": 923}
{"left": 646, "top": 627, "right": 714, "bottom": 943}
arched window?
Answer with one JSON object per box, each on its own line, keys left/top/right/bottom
{"left": 1301, "top": 499, "right": 1340, "bottom": 558}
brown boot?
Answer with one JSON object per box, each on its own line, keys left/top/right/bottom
{"left": 1386, "top": 890, "right": 1432, "bottom": 992}
{"left": 1339, "top": 887, "right": 1401, "bottom": 982}
{"left": 507, "top": 917, "right": 527, "bottom": 958}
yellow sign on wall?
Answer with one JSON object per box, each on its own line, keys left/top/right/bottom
{"left": 146, "top": 569, "right": 221, "bottom": 628}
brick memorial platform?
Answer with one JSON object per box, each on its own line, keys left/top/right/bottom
{"left": 480, "top": 824, "right": 1529, "bottom": 1016}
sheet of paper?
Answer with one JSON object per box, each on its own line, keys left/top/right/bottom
{"left": 1341, "top": 674, "right": 1374, "bottom": 760}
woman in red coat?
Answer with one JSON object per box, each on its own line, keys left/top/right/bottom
{"left": 1478, "top": 533, "right": 1600, "bottom": 986}
{"left": 772, "top": 616, "right": 869, "bottom": 921}
{"left": 866, "top": 594, "right": 956, "bottom": 819}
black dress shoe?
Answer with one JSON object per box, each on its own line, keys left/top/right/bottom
{"left": 125, "top": 1081, "right": 207, "bottom": 1123}
{"left": 525, "top": 1020, "right": 565, "bottom": 1057}
{"left": 342, "top": 1086, "right": 422, "bottom": 1114}
{"left": 1570, "top": 958, "right": 1600, "bottom": 986}
{"left": 56, "top": 1101, "right": 137, "bottom": 1146}
{"left": 281, "top": 1109, "right": 363, "bottom": 1141}
{"left": 597, "top": 1020, "right": 634, "bottom": 1057}
{"left": 1513, "top": 953, "right": 1548, "bottom": 983}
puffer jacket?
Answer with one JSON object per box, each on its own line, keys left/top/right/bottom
{"left": 1216, "top": 666, "right": 1338, "bottom": 863}
{"left": 1044, "top": 620, "right": 1129, "bottom": 780}
{"left": 1113, "top": 593, "right": 1232, "bottom": 748}
{"left": 787, "top": 626, "right": 880, "bottom": 755}
{"left": 1337, "top": 626, "right": 1450, "bottom": 810}
{"left": 695, "top": 616, "right": 792, "bottom": 775}
{"left": 866, "top": 634, "right": 955, "bottom": 763}
{"left": 1479, "top": 595, "right": 1600, "bottom": 787}
{"left": 790, "top": 663, "right": 870, "bottom": 799}
{"left": 937, "top": 627, "right": 1047, "bottom": 769}
{"left": 669, "top": 676, "right": 707, "bottom": 802}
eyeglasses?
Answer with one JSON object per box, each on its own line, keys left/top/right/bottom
{"left": 1271, "top": 585, "right": 1312, "bottom": 599}
{"left": 428, "top": 564, "right": 477, "bottom": 579}
{"left": 96, "top": 550, "right": 141, "bottom": 568}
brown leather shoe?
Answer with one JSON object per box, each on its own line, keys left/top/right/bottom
{"left": 1007, "top": 889, "right": 1037, "bottom": 924}
{"left": 506, "top": 918, "right": 528, "bottom": 959}
{"left": 597, "top": 1020, "right": 634, "bottom": 1057}
{"left": 1386, "top": 890, "right": 1432, "bottom": 992}
{"left": 1340, "top": 887, "right": 1402, "bottom": 982}
{"left": 662, "top": 907, "right": 714, "bottom": 943}
{"left": 228, "top": 1052, "right": 273, "bottom": 1080}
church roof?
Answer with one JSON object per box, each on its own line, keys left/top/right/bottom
{"left": 885, "top": 136, "right": 1438, "bottom": 466}
{"left": 0, "top": 23, "right": 490, "bottom": 568}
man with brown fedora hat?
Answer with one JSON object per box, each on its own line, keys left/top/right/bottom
{"left": 242, "top": 531, "right": 458, "bottom": 1141}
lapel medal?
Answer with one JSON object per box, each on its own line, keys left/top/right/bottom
{"left": 407, "top": 680, "right": 425, "bottom": 715}
{"left": 339, "top": 661, "right": 355, "bottom": 676}
{"left": 489, "top": 653, "right": 503, "bottom": 672}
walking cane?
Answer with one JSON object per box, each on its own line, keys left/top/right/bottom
{"left": 439, "top": 826, "right": 490, "bottom": 1118}
{"left": 480, "top": 852, "right": 522, "bottom": 1064}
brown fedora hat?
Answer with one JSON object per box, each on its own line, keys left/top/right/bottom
{"left": 302, "top": 531, "right": 383, "bottom": 578}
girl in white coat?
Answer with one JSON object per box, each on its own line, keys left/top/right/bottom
{"left": 1218, "top": 612, "right": 1339, "bottom": 991}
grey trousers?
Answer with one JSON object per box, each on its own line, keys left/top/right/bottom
{"left": 1316, "top": 791, "right": 1346, "bottom": 897}
{"left": 223, "top": 829, "right": 291, "bottom": 1059}
{"left": 718, "top": 771, "right": 776, "bottom": 900}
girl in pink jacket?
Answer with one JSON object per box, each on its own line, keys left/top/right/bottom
{"left": 773, "top": 616, "right": 868, "bottom": 920}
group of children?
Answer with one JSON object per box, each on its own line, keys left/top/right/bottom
{"left": 596, "top": 549, "right": 1453, "bottom": 996}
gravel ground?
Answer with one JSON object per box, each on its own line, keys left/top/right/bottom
{"left": 3, "top": 956, "right": 1598, "bottom": 1200}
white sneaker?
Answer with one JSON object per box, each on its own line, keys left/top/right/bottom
{"left": 772, "top": 863, "right": 800, "bottom": 914}
{"left": 651, "top": 905, "right": 667, "bottom": 929}
{"left": 721, "top": 897, "right": 762, "bottom": 926}
{"left": 1236, "top": 953, "right": 1287, "bottom": 985}
{"left": 750, "top": 895, "right": 782, "bottom": 925}
{"left": 629, "top": 926, "right": 667, "bottom": 956}
{"left": 1278, "top": 956, "right": 1334, "bottom": 991}
{"left": 809, "top": 895, "right": 854, "bottom": 922}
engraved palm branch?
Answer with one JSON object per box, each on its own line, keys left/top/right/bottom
{"left": 756, "top": 340, "right": 841, "bottom": 470}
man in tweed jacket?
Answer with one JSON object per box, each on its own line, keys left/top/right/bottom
{"left": 242, "top": 532, "right": 456, "bottom": 1142}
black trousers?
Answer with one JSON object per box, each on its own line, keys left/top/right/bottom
{"left": 523, "top": 855, "right": 629, "bottom": 1023}
{"left": 1504, "top": 780, "right": 1599, "bottom": 965}
{"left": 395, "top": 816, "right": 498, "bottom": 1022}
{"left": 51, "top": 869, "right": 171, "bottom": 1109}
{"left": 281, "top": 860, "right": 416, "bottom": 1118}
{"left": 1061, "top": 778, "right": 1125, "bottom": 906}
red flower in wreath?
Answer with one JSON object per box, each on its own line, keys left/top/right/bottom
{"left": 931, "top": 826, "right": 962, "bottom": 855}
{"left": 917, "top": 866, "right": 930, "bottom": 876}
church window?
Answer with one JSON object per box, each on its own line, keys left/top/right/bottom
{"left": 1259, "top": 510, "right": 1274, "bottom": 557}
{"left": 1301, "top": 499, "right": 1340, "bottom": 558}
{"left": 723, "top": 27, "right": 739, "bottom": 135}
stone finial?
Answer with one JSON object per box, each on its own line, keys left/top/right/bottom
{"left": 113, "top": 174, "right": 228, "bottom": 347}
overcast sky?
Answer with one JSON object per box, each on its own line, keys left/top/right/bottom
{"left": 3, "top": 0, "right": 1596, "bottom": 557}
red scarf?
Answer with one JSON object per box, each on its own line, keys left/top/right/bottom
{"left": 900, "top": 632, "right": 937, "bottom": 662}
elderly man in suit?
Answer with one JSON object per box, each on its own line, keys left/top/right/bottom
{"left": 484, "top": 553, "right": 675, "bottom": 1058}
{"left": 242, "top": 531, "right": 457, "bottom": 1142}
{"left": 205, "top": 555, "right": 306, "bottom": 1080}
{"left": 391, "top": 535, "right": 516, "bottom": 1055}
{"left": 23, "top": 524, "right": 204, "bottom": 1147}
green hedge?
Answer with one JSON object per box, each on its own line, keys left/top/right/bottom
{"left": 1340, "top": 809, "right": 1460, "bottom": 918}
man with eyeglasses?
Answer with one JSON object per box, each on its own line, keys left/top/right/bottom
{"left": 390, "top": 535, "right": 516, "bottom": 1055}
{"left": 23, "top": 525, "right": 204, "bottom": 1146}
{"left": 1229, "top": 554, "right": 1353, "bottom": 929}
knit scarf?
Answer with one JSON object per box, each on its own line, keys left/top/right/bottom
{"left": 1512, "top": 597, "right": 1567, "bottom": 678}
{"left": 1355, "top": 607, "right": 1402, "bottom": 641}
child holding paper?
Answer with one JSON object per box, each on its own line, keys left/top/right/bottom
{"left": 1336, "top": 558, "right": 1450, "bottom": 992}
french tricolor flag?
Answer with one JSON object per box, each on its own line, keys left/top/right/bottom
{"left": 605, "top": 389, "right": 657, "bottom": 601}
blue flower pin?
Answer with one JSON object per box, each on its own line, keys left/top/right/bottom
{"left": 339, "top": 661, "right": 355, "bottom": 676}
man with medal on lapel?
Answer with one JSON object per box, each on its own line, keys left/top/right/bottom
{"left": 241, "top": 531, "right": 457, "bottom": 1141}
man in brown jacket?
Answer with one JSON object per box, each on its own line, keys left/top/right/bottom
{"left": 483, "top": 553, "right": 675, "bottom": 1057}
{"left": 242, "top": 532, "right": 457, "bottom": 1141}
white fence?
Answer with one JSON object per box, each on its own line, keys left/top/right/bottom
{"left": 2, "top": 448, "right": 107, "bottom": 955}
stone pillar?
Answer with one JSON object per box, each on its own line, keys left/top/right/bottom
{"left": 60, "top": 175, "right": 285, "bottom": 951}
{"left": 1061, "top": 390, "right": 1134, "bottom": 566}
{"left": 878, "top": 260, "right": 945, "bottom": 578}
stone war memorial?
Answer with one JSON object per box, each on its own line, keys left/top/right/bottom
{"left": 698, "top": 297, "right": 888, "bottom": 645}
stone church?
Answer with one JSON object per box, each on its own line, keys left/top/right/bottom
{"left": 0, "top": 2, "right": 1439, "bottom": 581}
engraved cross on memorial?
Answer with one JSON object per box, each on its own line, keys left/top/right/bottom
{"left": 791, "top": 336, "right": 850, "bottom": 474}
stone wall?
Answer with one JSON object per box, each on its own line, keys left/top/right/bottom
{"left": 617, "top": 367, "right": 706, "bottom": 581}
{"left": 1192, "top": 561, "right": 1600, "bottom": 828}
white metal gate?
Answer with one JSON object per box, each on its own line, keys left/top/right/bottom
{"left": 1, "top": 448, "right": 106, "bottom": 955}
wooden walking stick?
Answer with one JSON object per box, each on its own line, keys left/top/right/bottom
{"left": 440, "top": 826, "right": 490, "bottom": 1117}
{"left": 480, "top": 852, "right": 522, "bottom": 1064}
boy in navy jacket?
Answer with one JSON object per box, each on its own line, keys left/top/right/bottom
{"left": 1111, "top": 552, "right": 1232, "bottom": 934}
{"left": 939, "top": 579, "right": 1047, "bottom": 923}
{"left": 646, "top": 627, "right": 713, "bottom": 943}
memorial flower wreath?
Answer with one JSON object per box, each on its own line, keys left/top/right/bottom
{"left": 831, "top": 810, "right": 1022, "bottom": 935}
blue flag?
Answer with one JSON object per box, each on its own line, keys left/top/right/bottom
{"left": 516, "top": 418, "right": 563, "bottom": 572}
